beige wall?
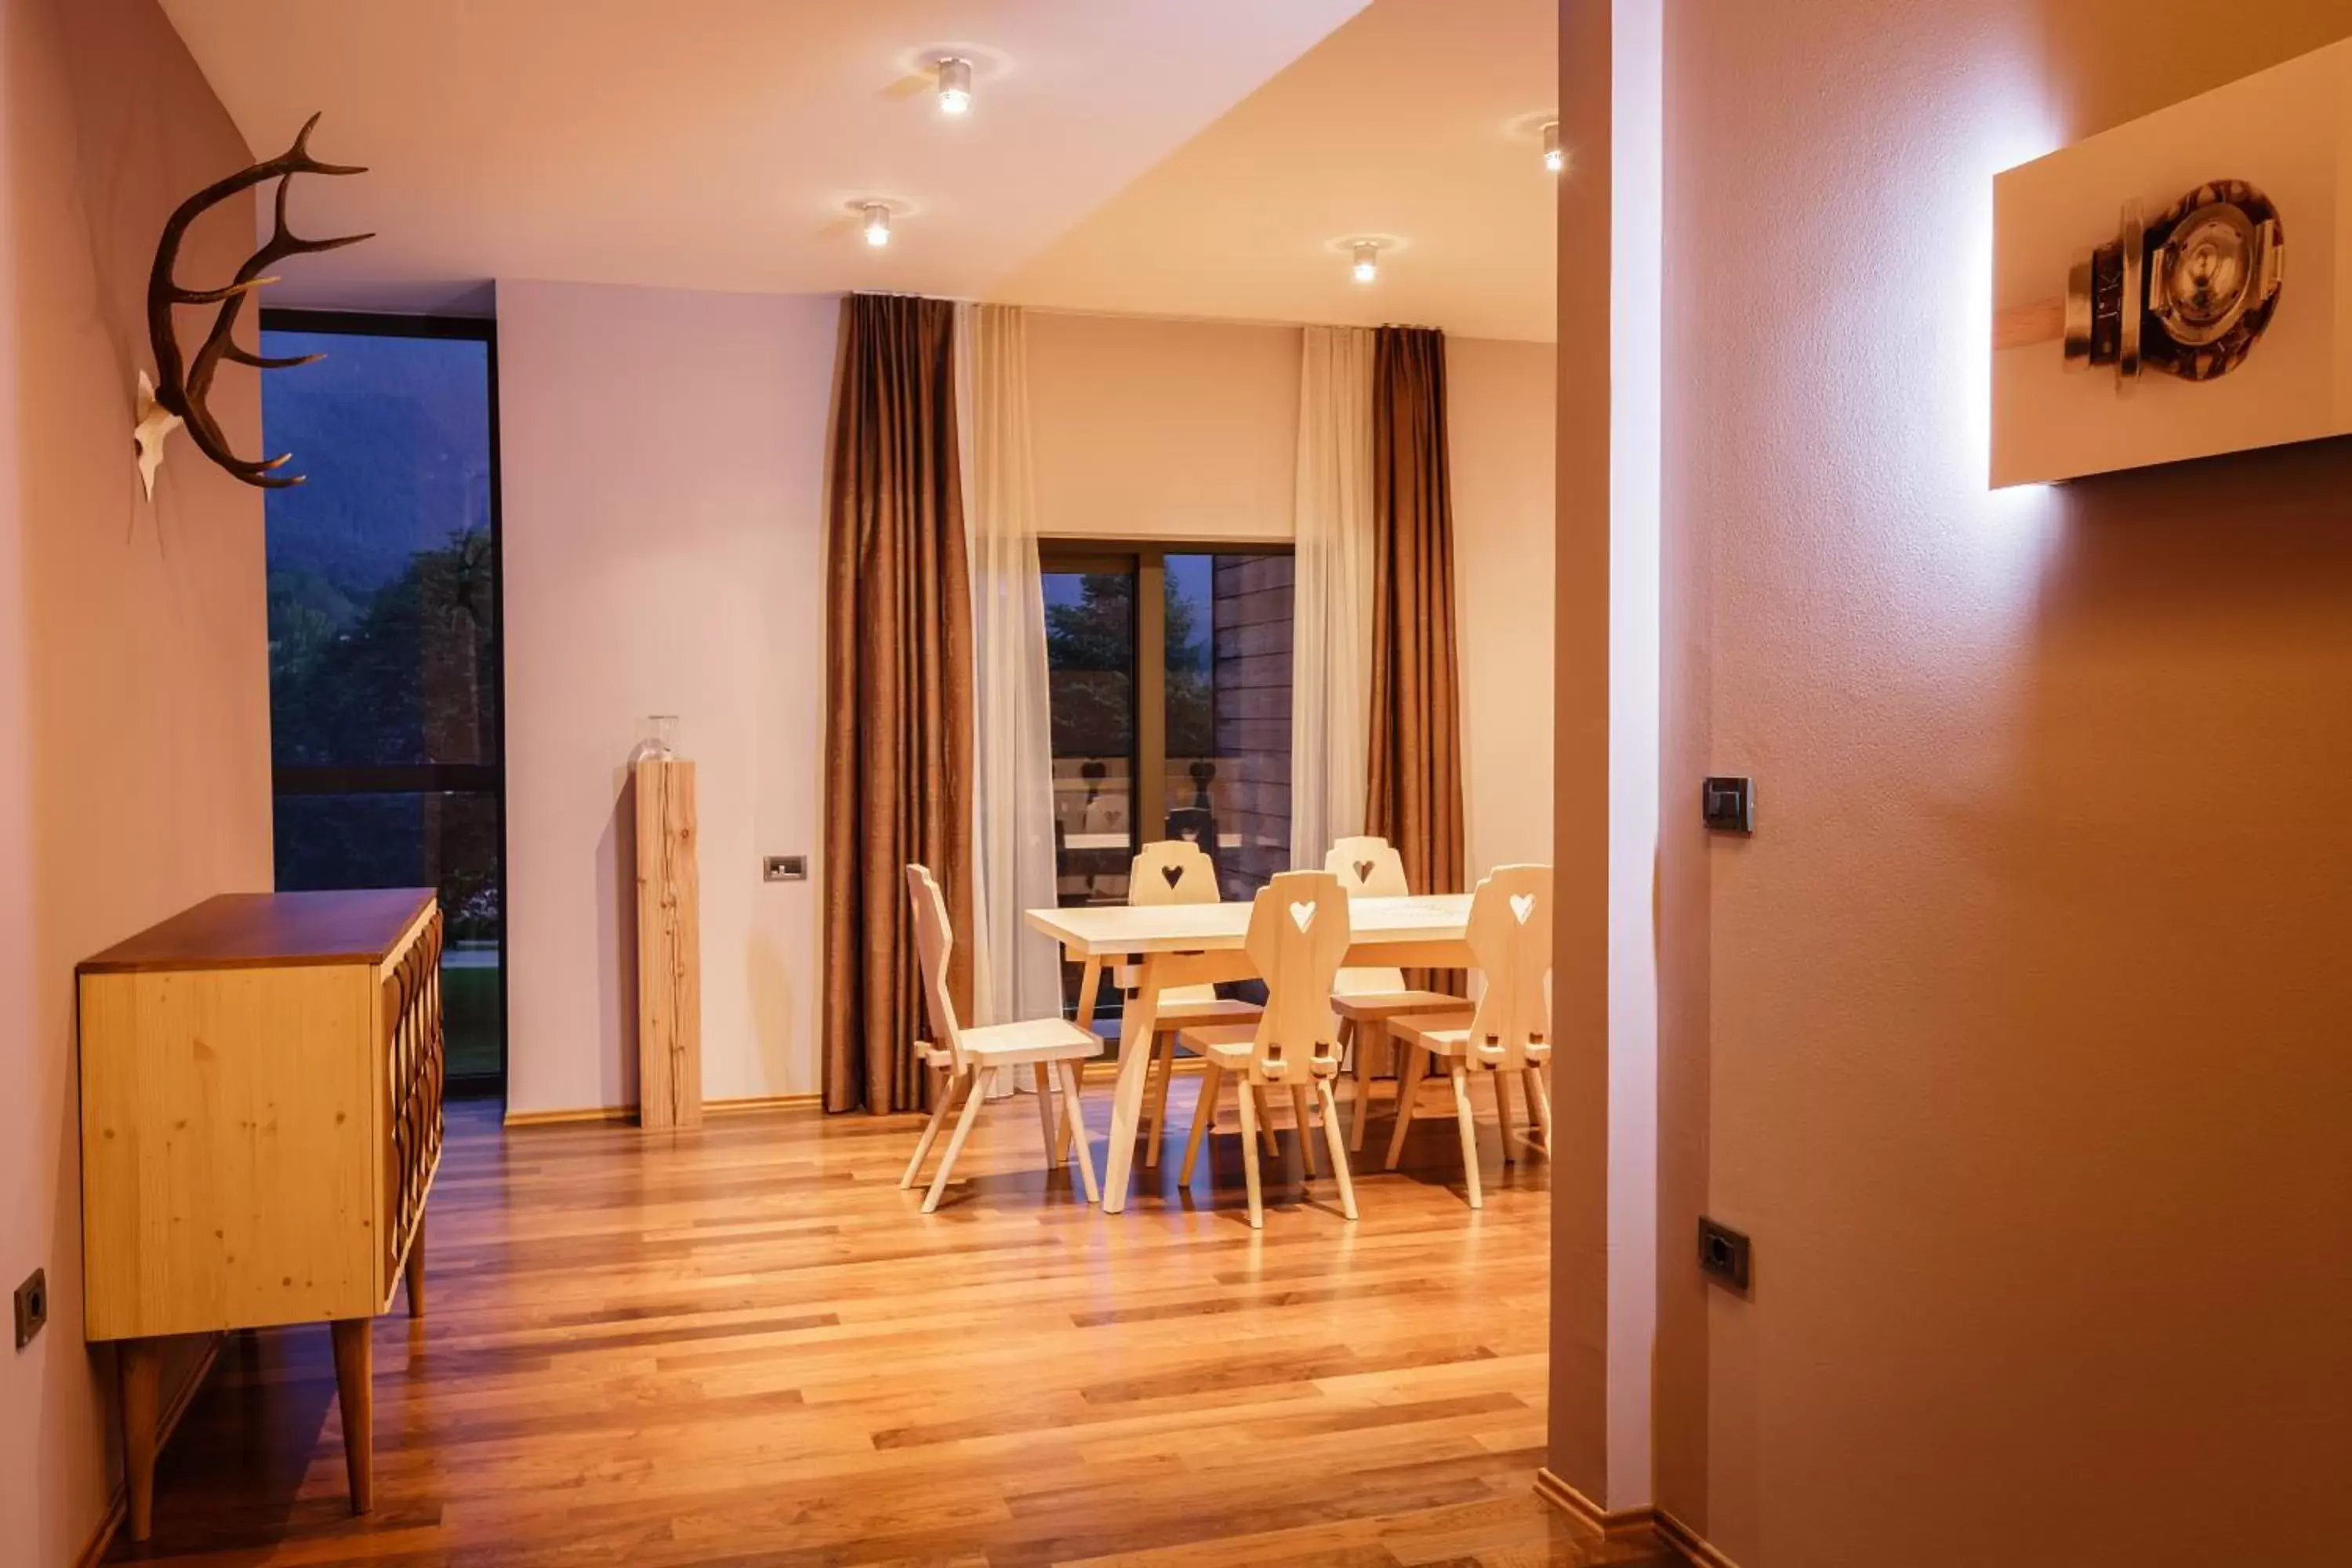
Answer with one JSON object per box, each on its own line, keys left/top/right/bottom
{"left": 1449, "top": 336, "right": 1559, "bottom": 878}
{"left": 0, "top": 0, "right": 274, "bottom": 1557}
{"left": 496, "top": 280, "right": 837, "bottom": 1115}
{"left": 1027, "top": 310, "right": 1557, "bottom": 877}
{"left": 1025, "top": 310, "right": 1302, "bottom": 544}
{"left": 492, "top": 299, "right": 1552, "bottom": 1109}
{"left": 1639, "top": 2, "right": 2352, "bottom": 1562}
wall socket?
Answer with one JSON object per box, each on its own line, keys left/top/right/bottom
{"left": 1697, "top": 1218, "right": 1752, "bottom": 1294}
{"left": 13, "top": 1267, "right": 47, "bottom": 1349}
{"left": 763, "top": 854, "right": 809, "bottom": 883}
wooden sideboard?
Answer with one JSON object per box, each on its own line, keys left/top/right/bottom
{"left": 78, "top": 889, "right": 445, "bottom": 1542}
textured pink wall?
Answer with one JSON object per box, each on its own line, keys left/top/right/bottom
{"left": 0, "top": 0, "right": 272, "bottom": 1557}
{"left": 1653, "top": 2, "right": 2352, "bottom": 1562}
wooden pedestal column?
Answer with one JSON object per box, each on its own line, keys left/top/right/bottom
{"left": 634, "top": 755, "right": 703, "bottom": 1128}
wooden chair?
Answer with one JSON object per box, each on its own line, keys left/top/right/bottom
{"left": 1385, "top": 865, "right": 1554, "bottom": 1210}
{"left": 898, "top": 865, "right": 1102, "bottom": 1214}
{"left": 1126, "top": 840, "right": 1263, "bottom": 1168}
{"left": 1174, "top": 870, "right": 1359, "bottom": 1229}
{"left": 1324, "top": 837, "right": 1467, "bottom": 1150}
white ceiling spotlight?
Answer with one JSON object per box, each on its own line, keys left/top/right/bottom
{"left": 1352, "top": 239, "right": 1382, "bottom": 284}
{"left": 862, "top": 202, "right": 892, "bottom": 248}
{"left": 936, "top": 56, "right": 974, "bottom": 115}
{"left": 1543, "top": 121, "right": 1563, "bottom": 173}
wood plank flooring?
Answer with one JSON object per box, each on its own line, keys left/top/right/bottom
{"left": 111, "top": 1073, "right": 1668, "bottom": 1566}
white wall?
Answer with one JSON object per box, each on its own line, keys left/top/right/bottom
{"left": 498, "top": 280, "right": 837, "bottom": 1114}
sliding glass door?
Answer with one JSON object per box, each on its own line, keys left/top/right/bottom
{"left": 1040, "top": 543, "right": 1295, "bottom": 912}
{"left": 258, "top": 311, "right": 506, "bottom": 1093}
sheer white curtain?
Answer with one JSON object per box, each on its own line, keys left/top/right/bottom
{"left": 1290, "top": 325, "right": 1377, "bottom": 869}
{"left": 960, "top": 303, "right": 1064, "bottom": 1032}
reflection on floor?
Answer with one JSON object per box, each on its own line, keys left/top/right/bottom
{"left": 115, "top": 1078, "right": 1668, "bottom": 1566}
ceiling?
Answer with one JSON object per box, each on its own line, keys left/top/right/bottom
{"left": 158, "top": 0, "right": 1558, "bottom": 341}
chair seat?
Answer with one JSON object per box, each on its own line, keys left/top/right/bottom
{"left": 1330, "top": 989, "right": 1466, "bottom": 1023}
{"left": 1173, "top": 1021, "right": 1259, "bottom": 1058}
{"left": 1388, "top": 1012, "right": 1477, "bottom": 1053}
{"left": 922, "top": 1017, "right": 1102, "bottom": 1069}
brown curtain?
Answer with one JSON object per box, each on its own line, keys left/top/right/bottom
{"left": 822, "top": 294, "right": 975, "bottom": 1114}
{"left": 1366, "top": 326, "right": 1467, "bottom": 913}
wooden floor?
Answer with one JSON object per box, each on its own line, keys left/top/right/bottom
{"left": 114, "top": 1073, "right": 1668, "bottom": 1566}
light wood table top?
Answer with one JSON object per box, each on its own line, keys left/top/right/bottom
{"left": 1025, "top": 893, "right": 1472, "bottom": 957}
{"left": 79, "top": 888, "right": 437, "bottom": 973}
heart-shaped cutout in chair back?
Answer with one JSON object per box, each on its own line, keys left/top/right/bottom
{"left": 1509, "top": 892, "right": 1537, "bottom": 926}
{"left": 1161, "top": 862, "right": 1185, "bottom": 890}
{"left": 1352, "top": 858, "right": 1375, "bottom": 884}
{"left": 1288, "top": 901, "right": 1317, "bottom": 934}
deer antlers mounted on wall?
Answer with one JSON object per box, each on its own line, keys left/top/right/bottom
{"left": 138, "top": 112, "right": 372, "bottom": 495}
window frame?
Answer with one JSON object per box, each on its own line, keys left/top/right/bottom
{"left": 259, "top": 307, "right": 508, "bottom": 1097}
{"left": 1036, "top": 537, "right": 1294, "bottom": 873}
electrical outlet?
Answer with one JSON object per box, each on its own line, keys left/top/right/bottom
{"left": 1702, "top": 776, "right": 1756, "bottom": 833}
{"left": 763, "top": 854, "right": 809, "bottom": 883}
{"left": 13, "top": 1267, "right": 47, "bottom": 1349}
{"left": 1698, "top": 1218, "right": 1752, "bottom": 1293}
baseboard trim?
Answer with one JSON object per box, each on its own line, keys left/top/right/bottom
{"left": 1655, "top": 1508, "right": 1742, "bottom": 1568}
{"left": 503, "top": 1092, "right": 822, "bottom": 1128}
{"left": 1534, "top": 1467, "right": 1657, "bottom": 1538}
{"left": 76, "top": 1333, "right": 222, "bottom": 1568}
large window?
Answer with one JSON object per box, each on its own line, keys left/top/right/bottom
{"left": 260, "top": 311, "right": 505, "bottom": 1092}
{"left": 1042, "top": 544, "right": 1294, "bottom": 918}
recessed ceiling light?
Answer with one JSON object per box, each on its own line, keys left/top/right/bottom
{"left": 937, "top": 56, "right": 973, "bottom": 115}
{"left": 1352, "top": 240, "right": 1381, "bottom": 284}
{"left": 862, "top": 203, "right": 892, "bottom": 247}
{"left": 1543, "top": 121, "right": 1563, "bottom": 173}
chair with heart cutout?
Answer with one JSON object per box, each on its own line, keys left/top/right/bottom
{"left": 1323, "top": 836, "right": 1472, "bottom": 1150}
{"left": 1121, "top": 839, "right": 1265, "bottom": 1171}
{"left": 1385, "top": 865, "right": 1554, "bottom": 1210}
{"left": 1173, "top": 869, "right": 1357, "bottom": 1229}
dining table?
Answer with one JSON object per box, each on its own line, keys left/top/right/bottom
{"left": 1024, "top": 892, "right": 1475, "bottom": 1212}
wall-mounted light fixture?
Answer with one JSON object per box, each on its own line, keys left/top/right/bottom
{"left": 937, "top": 56, "right": 973, "bottom": 115}
{"left": 862, "top": 202, "right": 892, "bottom": 248}
{"left": 1543, "top": 121, "right": 1564, "bottom": 173}
{"left": 1352, "top": 239, "right": 1381, "bottom": 284}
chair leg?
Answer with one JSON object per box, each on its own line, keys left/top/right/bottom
{"left": 1385, "top": 1046, "right": 1428, "bottom": 1171}
{"left": 1180, "top": 1062, "right": 1224, "bottom": 1185}
{"left": 1316, "top": 1078, "right": 1358, "bottom": 1221}
{"left": 1290, "top": 1083, "right": 1319, "bottom": 1178}
{"left": 1143, "top": 1031, "right": 1178, "bottom": 1168}
{"left": 900, "top": 1069, "right": 960, "bottom": 1189}
{"left": 1250, "top": 1086, "right": 1281, "bottom": 1159}
{"left": 922, "top": 1070, "right": 991, "bottom": 1214}
{"left": 1033, "top": 1063, "right": 1059, "bottom": 1166}
{"left": 1348, "top": 1022, "right": 1378, "bottom": 1152}
{"left": 1523, "top": 1065, "right": 1553, "bottom": 1149}
{"left": 1494, "top": 1065, "right": 1518, "bottom": 1163}
{"left": 1449, "top": 1063, "right": 1483, "bottom": 1210}
{"left": 1235, "top": 1076, "right": 1265, "bottom": 1229}
{"left": 1056, "top": 1059, "right": 1101, "bottom": 1203}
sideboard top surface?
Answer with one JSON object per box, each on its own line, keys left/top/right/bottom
{"left": 80, "top": 889, "right": 437, "bottom": 974}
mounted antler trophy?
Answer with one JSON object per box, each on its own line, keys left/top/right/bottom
{"left": 136, "top": 113, "right": 371, "bottom": 496}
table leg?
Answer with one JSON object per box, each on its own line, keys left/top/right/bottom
{"left": 1098, "top": 953, "right": 1164, "bottom": 1213}
{"left": 1057, "top": 956, "right": 1105, "bottom": 1163}
{"left": 121, "top": 1337, "right": 161, "bottom": 1541}
{"left": 329, "top": 1318, "right": 374, "bottom": 1513}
